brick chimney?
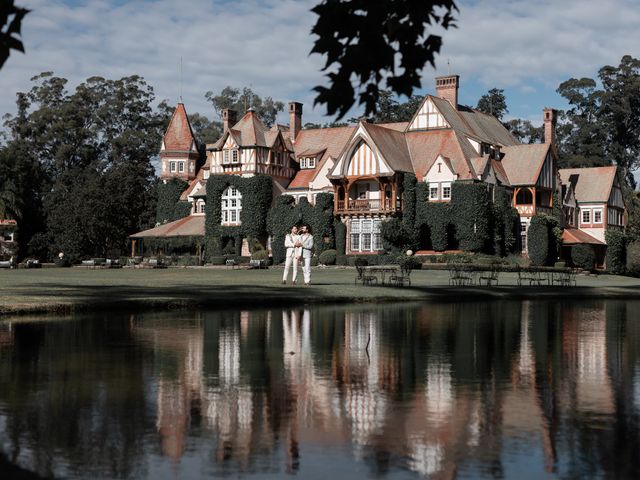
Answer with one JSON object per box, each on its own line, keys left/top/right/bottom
{"left": 435, "top": 75, "right": 459, "bottom": 109}
{"left": 543, "top": 108, "right": 557, "bottom": 145}
{"left": 222, "top": 108, "right": 238, "bottom": 133}
{"left": 289, "top": 102, "right": 303, "bottom": 143}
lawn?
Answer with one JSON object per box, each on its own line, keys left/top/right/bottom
{"left": 1, "top": 266, "right": 640, "bottom": 317}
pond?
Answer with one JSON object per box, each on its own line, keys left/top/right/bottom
{"left": 1, "top": 300, "right": 640, "bottom": 479}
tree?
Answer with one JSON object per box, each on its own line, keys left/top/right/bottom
{"left": 476, "top": 88, "right": 508, "bottom": 120}
{"left": 2, "top": 72, "right": 165, "bottom": 259}
{"left": 504, "top": 119, "right": 543, "bottom": 144}
{"left": 555, "top": 77, "right": 607, "bottom": 169}
{"left": 310, "top": 0, "right": 458, "bottom": 119}
{"left": 367, "top": 90, "right": 423, "bottom": 123}
{"left": 204, "top": 86, "right": 285, "bottom": 126}
{"left": 0, "top": 1, "right": 29, "bottom": 70}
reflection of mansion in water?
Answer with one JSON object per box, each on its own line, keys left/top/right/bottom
{"left": 128, "top": 303, "right": 624, "bottom": 477}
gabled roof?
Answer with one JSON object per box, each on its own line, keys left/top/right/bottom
{"left": 360, "top": 122, "right": 413, "bottom": 173}
{"left": 559, "top": 166, "right": 618, "bottom": 203}
{"left": 491, "top": 159, "right": 510, "bottom": 185}
{"left": 130, "top": 215, "right": 204, "bottom": 238}
{"left": 210, "top": 110, "right": 285, "bottom": 150}
{"left": 500, "top": 143, "right": 551, "bottom": 186}
{"left": 405, "top": 130, "right": 475, "bottom": 181}
{"left": 422, "top": 96, "right": 519, "bottom": 147}
{"left": 163, "top": 103, "right": 197, "bottom": 152}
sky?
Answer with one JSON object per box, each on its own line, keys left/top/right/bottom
{"left": 1, "top": 0, "right": 639, "bottom": 128}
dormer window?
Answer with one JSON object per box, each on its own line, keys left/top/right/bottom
{"left": 300, "top": 156, "right": 316, "bottom": 169}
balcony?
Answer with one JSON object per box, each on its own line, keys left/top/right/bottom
{"left": 336, "top": 199, "right": 397, "bottom": 214}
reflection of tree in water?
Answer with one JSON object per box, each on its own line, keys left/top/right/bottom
{"left": 0, "top": 316, "right": 150, "bottom": 479}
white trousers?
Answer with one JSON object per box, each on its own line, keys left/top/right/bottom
{"left": 301, "top": 256, "right": 311, "bottom": 284}
{"left": 283, "top": 255, "right": 298, "bottom": 282}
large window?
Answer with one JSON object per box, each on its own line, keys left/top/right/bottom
{"left": 582, "top": 209, "right": 591, "bottom": 224}
{"left": 350, "top": 219, "right": 382, "bottom": 252}
{"left": 223, "top": 149, "right": 239, "bottom": 164}
{"left": 221, "top": 186, "right": 242, "bottom": 225}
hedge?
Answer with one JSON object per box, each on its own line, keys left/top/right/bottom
{"left": 571, "top": 244, "right": 595, "bottom": 271}
{"left": 527, "top": 215, "right": 550, "bottom": 266}
{"left": 156, "top": 178, "right": 190, "bottom": 224}
{"left": 267, "top": 194, "right": 336, "bottom": 264}
{"left": 492, "top": 186, "right": 519, "bottom": 256}
{"left": 205, "top": 174, "right": 272, "bottom": 260}
{"left": 319, "top": 249, "right": 337, "bottom": 265}
{"left": 335, "top": 221, "right": 346, "bottom": 255}
{"left": 527, "top": 214, "right": 562, "bottom": 266}
{"left": 401, "top": 173, "right": 418, "bottom": 248}
{"left": 626, "top": 241, "right": 640, "bottom": 276}
{"left": 605, "top": 229, "right": 626, "bottom": 274}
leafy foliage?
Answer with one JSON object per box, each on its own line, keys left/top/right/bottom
{"left": 450, "top": 183, "right": 491, "bottom": 252}
{"left": 571, "top": 244, "right": 595, "bottom": 271}
{"left": 527, "top": 215, "right": 549, "bottom": 266}
{"left": 319, "top": 249, "right": 337, "bottom": 265}
{"left": 267, "top": 194, "right": 336, "bottom": 264}
{"left": 492, "top": 186, "right": 519, "bottom": 256}
{"left": 156, "top": 178, "right": 190, "bottom": 224}
{"left": 310, "top": 0, "right": 458, "bottom": 119}
{"left": 0, "top": 1, "right": 29, "bottom": 70}
{"left": 335, "top": 220, "right": 346, "bottom": 255}
{"left": 367, "top": 90, "right": 424, "bottom": 123}
{"left": 1, "top": 73, "right": 164, "bottom": 259}
{"left": 204, "top": 86, "right": 285, "bottom": 127}
{"left": 626, "top": 241, "right": 640, "bottom": 277}
{"left": 476, "top": 88, "right": 508, "bottom": 120}
{"left": 504, "top": 119, "right": 543, "bottom": 144}
{"left": 204, "top": 174, "right": 273, "bottom": 260}
{"left": 605, "top": 229, "right": 626, "bottom": 274}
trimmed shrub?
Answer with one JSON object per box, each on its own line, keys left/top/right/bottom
{"left": 528, "top": 215, "right": 550, "bottom": 266}
{"left": 310, "top": 257, "right": 319, "bottom": 267}
{"left": 251, "top": 249, "right": 270, "bottom": 261}
{"left": 397, "top": 255, "right": 422, "bottom": 270}
{"left": 335, "top": 221, "right": 347, "bottom": 255}
{"left": 451, "top": 182, "right": 491, "bottom": 252}
{"left": 209, "top": 256, "right": 226, "bottom": 265}
{"left": 417, "top": 202, "right": 450, "bottom": 251}
{"left": 626, "top": 241, "right": 640, "bottom": 276}
{"left": 319, "top": 249, "right": 337, "bottom": 265}
{"left": 381, "top": 217, "right": 412, "bottom": 254}
{"left": 571, "top": 244, "right": 595, "bottom": 271}
{"left": 336, "top": 254, "right": 347, "bottom": 266}
{"left": 605, "top": 229, "right": 626, "bottom": 274}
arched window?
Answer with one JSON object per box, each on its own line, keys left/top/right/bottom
{"left": 221, "top": 186, "right": 242, "bottom": 225}
{"left": 516, "top": 189, "right": 533, "bottom": 205}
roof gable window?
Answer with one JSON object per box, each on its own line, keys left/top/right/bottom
{"left": 300, "top": 156, "right": 316, "bottom": 169}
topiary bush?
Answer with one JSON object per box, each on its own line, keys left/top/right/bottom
{"left": 451, "top": 182, "right": 491, "bottom": 252}
{"left": 251, "top": 249, "right": 270, "bottom": 261}
{"left": 319, "top": 249, "right": 337, "bottom": 265}
{"left": 605, "top": 229, "right": 626, "bottom": 274}
{"left": 335, "top": 221, "right": 346, "bottom": 255}
{"left": 626, "top": 241, "right": 640, "bottom": 276}
{"left": 571, "top": 244, "right": 595, "bottom": 271}
{"left": 527, "top": 215, "right": 550, "bottom": 266}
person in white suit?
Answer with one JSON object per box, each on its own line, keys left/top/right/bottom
{"left": 299, "top": 225, "right": 314, "bottom": 286}
{"left": 282, "top": 225, "right": 301, "bottom": 284}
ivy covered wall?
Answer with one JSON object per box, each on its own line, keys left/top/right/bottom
{"left": 204, "top": 174, "right": 272, "bottom": 259}
{"left": 156, "top": 178, "right": 191, "bottom": 224}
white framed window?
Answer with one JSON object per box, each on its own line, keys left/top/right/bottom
{"left": 197, "top": 201, "right": 206, "bottom": 214}
{"left": 429, "top": 185, "right": 439, "bottom": 200}
{"left": 232, "top": 149, "right": 239, "bottom": 163}
{"left": 170, "top": 161, "right": 177, "bottom": 172}
{"left": 350, "top": 219, "right": 382, "bottom": 252}
{"left": 223, "top": 150, "right": 229, "bottom": 164}
{"left": 307, "top": 157, "right": 316, "bottom": 168}
{"left": 178, "top": 162, "right": 184, "bottom": 173}
{"left": 582, "top": 209, "right": 591, "bottom": 224}
{"left": 520, "top": 220, "right": 530, "bottom": 253}
{"left": 593, "top": 209, "right": 603, "bottom": 224}
{"left": 221, "top": 186, "right": 242, "bottom": 225}
{"left": 442, "top": 184, "right": 451, "bottom": 200}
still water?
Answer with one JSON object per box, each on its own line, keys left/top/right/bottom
{"left": 1, "top": 300, "right": 639, "bottom": 479}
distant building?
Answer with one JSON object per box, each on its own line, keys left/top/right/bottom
{"left": 0, "top": 219, "right": 17, "bottom": 260}
{"left": 132, "top": 75, "right": 626, "bottom": 261}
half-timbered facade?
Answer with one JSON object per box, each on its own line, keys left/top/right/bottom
{"left": 132, "top": 74, "right": 626, "bottom": 259}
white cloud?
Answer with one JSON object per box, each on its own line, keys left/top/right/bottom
{"left": 0, "top": 0, "right": 638, "bottom": 130}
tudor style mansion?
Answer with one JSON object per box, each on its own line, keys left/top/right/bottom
{"left": 132, "top": 75, "right": 627, "bottom": 265}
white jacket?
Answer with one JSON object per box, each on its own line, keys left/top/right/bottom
{"left": 300, "top": 233, "right": 314, "bottom": 259}
{"left": 285, "top": 233, "right": 301, "bottom": 258}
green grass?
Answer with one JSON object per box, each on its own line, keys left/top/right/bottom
{"left": 1, "top": 266, "right": 640, "bottom": 317}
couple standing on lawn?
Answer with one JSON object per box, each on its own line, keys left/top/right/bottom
{"left": 282, "top": 224, "right": 314, "bottom": 286}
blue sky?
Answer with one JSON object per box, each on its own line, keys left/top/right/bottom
{"left": 1, "top": 0, "right": 639, "bottom": 127}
